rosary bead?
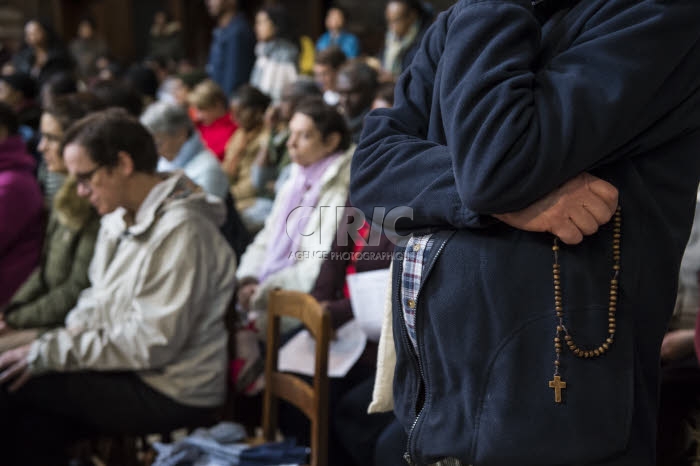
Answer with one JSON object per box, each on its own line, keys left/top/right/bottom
{"left": 550, "top": 209, "right": 620, "bottom": 398}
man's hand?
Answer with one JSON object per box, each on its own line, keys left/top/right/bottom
{"left": 264, "top": 105, "right": 282, "bottom": 131}
{"left": 493, "top": 173, "right": 618, "bottom": 245}
{"left": 660, "top": 329, "right": 696, "bottom": 362}
{"left": 238, "top": 283, "right": 260, "bottom": 313}
{"left": 0, "top": 343, "right": 33, "bottom": 392}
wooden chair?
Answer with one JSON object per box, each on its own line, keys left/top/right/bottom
{"left": 261, "top": 290, "right": 331, "bottom": 466}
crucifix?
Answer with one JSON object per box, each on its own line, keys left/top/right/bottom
{"left": 549, "top": 375, "right": 567, "bottom": 403}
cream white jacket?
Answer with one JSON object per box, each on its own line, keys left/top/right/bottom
{"left": 27, "top": 173, "right": 237, "bottom": 407}
{"left": 236, "top": 146, "right": 353, "bottom": 331}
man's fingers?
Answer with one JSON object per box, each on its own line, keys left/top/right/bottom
{"left": 0, "top": 352, "right": 13, "bottom": 372}
{"left": 551, "top": 218, "right": 584, "bottom": 245}
{"left": 569, "top": 207, "right": 600, "bottom": 236}
{"left": 582, "top": 195, "right": 616, "bottom": 226}
{"left": 0, "top": 361, "right": 24, "bottom": 385}
{"left": 585, "top": 176, "right": 619, "bottom": 212}
{"left": 8, "top": 369, "right": 30, "bottom": 393}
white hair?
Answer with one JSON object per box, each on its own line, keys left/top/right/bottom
{"left": 140, "top": 101, "right": 192, "bottom": 135}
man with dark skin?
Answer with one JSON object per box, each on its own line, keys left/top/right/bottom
{"left": 206, "top": 0, "right": 256, "bottom": 98}
{"left": 335, "top": 60, "right": 378, "bottom": 144}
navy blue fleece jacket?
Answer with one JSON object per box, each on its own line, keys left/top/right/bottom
{"left": 351, "top": 1, "right": 700, "bottom": 464}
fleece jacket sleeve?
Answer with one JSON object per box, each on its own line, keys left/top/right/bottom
{"left": 351, "top": 0, "right": 700, "bottom": 229}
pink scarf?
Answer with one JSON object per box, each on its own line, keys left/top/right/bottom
{"left": 258, "top": 152, "right": 341, "bottom": 282}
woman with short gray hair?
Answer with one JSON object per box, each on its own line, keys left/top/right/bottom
{"left": 141, "top": 101, "right": 229, "bottom": 200}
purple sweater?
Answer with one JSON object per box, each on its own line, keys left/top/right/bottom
{"left": 0, "top": 135, "right": 44, "bottom": 306}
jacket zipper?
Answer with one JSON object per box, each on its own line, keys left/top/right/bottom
{"left": 396, "top": 251, "right": 421, "bottom": 465}
{"left": 402, "top": 233, "right": 452, "bottom": 466}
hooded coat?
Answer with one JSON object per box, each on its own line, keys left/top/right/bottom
{"left": 0, "top": 135, "right": 43, "bottom": 307}
{"left": 27, "top": 173, "right": 236, "bottom": 407}
{"left": 5, "top": 177, "right": 99, "bottom": 329}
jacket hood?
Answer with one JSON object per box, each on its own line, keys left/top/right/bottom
{"left": 0, "top": 136, "right": 36, "bottom": 173}
{"left": 53, "top": 177, "right": 98, "bottom": 231}
{"left": 101, "top": 172, "right": 226, "bottom": 238}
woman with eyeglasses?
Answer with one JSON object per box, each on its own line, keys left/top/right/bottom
{"left": 0, "top": 92, "right": 102, "bottom": 352}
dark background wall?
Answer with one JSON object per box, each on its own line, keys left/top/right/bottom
{"left": 0, "top": 0, "right": 458, "bottom": 66}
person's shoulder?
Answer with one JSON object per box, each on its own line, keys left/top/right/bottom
{"left": 229, "top": 14, "right": 254, "bottom": 35}
{"left": 158, "top": 175, "right": 228, "bottom": 229}
{"left": 191, "top": 146, "right": 223, "bottom": 164}
{"left": 344, "top": 31, "right": 359, "bottom": 42}
{"left": 270, "top": 39, "right": 300, "bottom": 61}
{"left": 188, "top": 148, "right": 227, "bottom": 174}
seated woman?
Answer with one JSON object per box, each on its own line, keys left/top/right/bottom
{"left": 0, "top": 103, "right": 43, "bottom": 309}
{"left": 0, "top": 109, "right": 237, "bottom": 465}
{"left": 236, "top": 97, "right": 353, "bottom": 335}
{"left": 141, "top": 101, "right": 251, "bottom": 262}
{"left": 188, "top": 79, "right": 238, "bottom": 161}
{"left": 223, "top": 84, "right": 272, "bottom": 233}
{"left": 250, "top": 6, "right": 299, "bottom": 102}
{"left": 140, "top": 100, "right": 229, "bottom": 200}
{"left": 0, "top": 93, "right": 102, "bottom": 352}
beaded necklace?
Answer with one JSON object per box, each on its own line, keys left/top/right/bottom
{"left": 548, "top": 207, "right": 622, "bottom": 403}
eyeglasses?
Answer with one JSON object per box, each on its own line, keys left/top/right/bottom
{"left": 74, "top": 165, "right": 105, "bottom": 191}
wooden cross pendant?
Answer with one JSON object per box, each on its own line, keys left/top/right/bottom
{"left": 549, "top": 375, "right": 567, "bottom": 403}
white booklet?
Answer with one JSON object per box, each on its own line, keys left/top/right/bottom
{"left": 278, "top": 319, "right": 367, "bottom": 378}
{"left": 346, "top": 268, "right": 391, "bottom": 342}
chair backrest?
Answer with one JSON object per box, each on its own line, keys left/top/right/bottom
{"left": 262, "top": 290, "right": 331, "bottom": 466}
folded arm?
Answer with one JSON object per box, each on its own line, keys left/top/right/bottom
{"left": 352, "top": 0, "right": 700, "bottom": 230}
